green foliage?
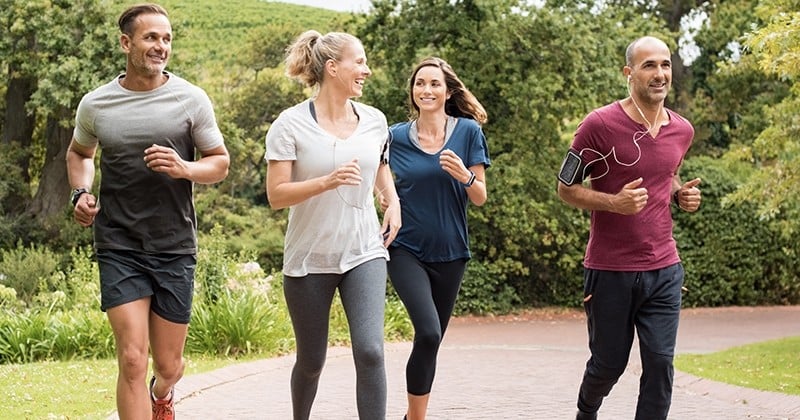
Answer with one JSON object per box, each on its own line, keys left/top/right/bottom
{"left": 689, "top": 0, "right": 788, "bottom": 156}
{"left": 188, "top": 287, "right": 293, "bottom": 357}
{"left": 674, "top": 156, "right": 800, "bottom": 306}
{"left": 0, "top": 243, "right": 61, "bottom": 305}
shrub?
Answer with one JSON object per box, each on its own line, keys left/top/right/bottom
{"left": 675, "top": 156, "right": 800, "bottom": 306}
{"left": 0, "top": 243, "right": 62, "bottom": 305}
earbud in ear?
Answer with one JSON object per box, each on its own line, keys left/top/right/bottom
{"left": 627, "top": 75, "right": 632, "bottom": 82}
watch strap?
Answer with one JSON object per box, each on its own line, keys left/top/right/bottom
{"left": 71, "top": 188, "right": 89, "bottom": 206}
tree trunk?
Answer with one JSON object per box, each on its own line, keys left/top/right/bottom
{"left": 28, "top": 108, "right": 73, "bottom": 221}
{"left": 1, "top": 73, "right": 37, "bottom": 214}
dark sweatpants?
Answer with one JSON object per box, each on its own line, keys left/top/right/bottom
{"left": 577, "top": 263, "right": 684, "bottom": 420}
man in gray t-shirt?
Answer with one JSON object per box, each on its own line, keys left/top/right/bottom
{"left": 66, "top": 4, "right": 229, "bottom": 420}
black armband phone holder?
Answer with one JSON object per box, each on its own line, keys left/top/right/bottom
{"left": 557, "top": 149, "right": 586, "bottom": 185}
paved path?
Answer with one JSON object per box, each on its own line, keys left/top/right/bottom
{"left": 137, "top": 306, "right": 800, "bottom": 419}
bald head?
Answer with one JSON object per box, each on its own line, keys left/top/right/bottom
{"left": 625, "top": 36, "right": 670, "bottom": 67}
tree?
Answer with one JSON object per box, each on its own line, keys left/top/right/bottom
{"left": 722, "top": 0, "right": 800, "bottom": 235}
{"left": 0, "top": 0, "right": 118, "bottom": 228}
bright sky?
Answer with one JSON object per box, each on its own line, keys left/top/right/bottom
{"left": 267, "top": 0, "right": 374, "bottom": 13}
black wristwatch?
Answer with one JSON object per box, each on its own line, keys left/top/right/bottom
{"left": 464, "top": 171, "right": 476, "bottom": 187}
{"left": 71, "top": 188, "right": 89, "bottom": 206}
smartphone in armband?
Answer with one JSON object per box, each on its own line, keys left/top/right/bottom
{"left": 558, "top": 149, "right": 584, "bottom": 185}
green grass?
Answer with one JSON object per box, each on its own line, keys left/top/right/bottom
{"left": 674, "top": 336, "right": 800, "bottom": 396}
{"left": 0, "top": 355, "right": 258, "bottom": 419}
{"left": 0, "top": 293, "right": 411, "bottom": 419}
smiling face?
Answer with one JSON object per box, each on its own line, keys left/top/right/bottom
{"left": 411, "top": 65, "right": 449, "bottom": 115}
{"left": 328, "top": 40, "right": 371, "bottom": 98}
{"left": 625, "top": 37, "right": 672, "bottom": 106}
{"left": 120, "top": 12, "right": 172, "bottom": 79}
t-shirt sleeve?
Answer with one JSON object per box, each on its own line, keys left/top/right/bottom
{"left": 466, "top": 121, "right": 491, "bottom": 168}
{"left": 264, "top": 114, "right": 297, "bottom": 162}
{"left": 570, "top": 110, "right": 605, "bottom": 165}
{"left": 73, "top": 95, "right": 99, "bottom": 147}
{"left": 191, "top": 89, "right": 225, "bottom": 151}
{"left": 380, "top": 129, "right": 391, "bottom": 165}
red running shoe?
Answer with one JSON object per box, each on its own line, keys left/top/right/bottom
{"left": 150, "top": 376, "right": 174, "bottom": 420}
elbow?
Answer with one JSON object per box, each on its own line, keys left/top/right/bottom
{"left": 472, "top": 195, "right": 488, "bottom": 206}
{"left": 265, "top": 190, "right": 288, "bottom": 210}
{"left": 556, "top": 182, "right": 576, "bottom": 206}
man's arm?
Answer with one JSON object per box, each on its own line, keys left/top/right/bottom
{"left": 66, "top": 139, "right": 99, "bottom": 227}
{"left": 557, "top": 178, "right": 649, "bottom": 216}
{"left": 144, "top": 144, "right": 230, "bottom": 184}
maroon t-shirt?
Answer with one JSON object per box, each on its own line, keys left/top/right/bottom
{"left": 569, "top": 101, "right": 694, "bottom": 271}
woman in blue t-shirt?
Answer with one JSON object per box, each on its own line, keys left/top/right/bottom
{"left": 386, "top": 57, "right": 491, "bottom": 420}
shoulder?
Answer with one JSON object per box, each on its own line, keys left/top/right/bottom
{"left": 578, "top": 102, "right": 619, "bottom": 131}
{"left": 81, "top": 76, "right": 121, "bottom": 102}
{"left": 454, "top": 117, "right": 482, "bottom": 132}
{"left": 166, "top": 73, "right": 210, "bottom": 98}
{"left": 390, "top": 121, "right": 412, "bottom": 132}
{"left": 352, "top": 101, "right": 386, "bottom": 122}
{"left": 590, "top": 102, "right": 621, "bottom": 120}
{"left": 269, "top": 101, "right": 312, "bottom": 137}
{"left": 666, "top": 108, "right": 692, "bottom": 126}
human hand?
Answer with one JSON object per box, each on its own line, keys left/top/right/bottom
{"left": 614, "top": 177, "right": 648, "bottom": 215}
{"left": 376, "top": 190, "right": 389, "bottom": 212}
{"left": 144, "top": 144, "right": 189, "bottom": 179}
{"left": 439, "top": 149, "right": 471, "bottom": 184}
{"left": 380, "top": 201, "right": 401, "bottom": 247}
{"left": 675, "top": 178, "right": 701, "bottom": 212}
{"left": 73, "top": 193, "right": 99, "bottom": 227}
{"left": 328, "top": 158, "right": 362, "bottom": 189}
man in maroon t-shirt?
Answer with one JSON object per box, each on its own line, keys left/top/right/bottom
{"left": 557, "top": 36, "right": 702, "bottom": 420}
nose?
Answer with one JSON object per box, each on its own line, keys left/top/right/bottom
{"left": 363, "top": 64, "right": 372, "bottom": 77}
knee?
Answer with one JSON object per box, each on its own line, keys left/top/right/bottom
{"left": 117, "top": 345, "right": 150, "bottom": 382}
{"left": 413, "top": 328, "right": 443, "bottom": 353}
{"left": 588, "top": 359, "right": 627, "bottom": 382}
{"left": 295, "top": 353, "right": 326, "bottom": 380}
{"left": 353, "top": 342, "right": 384, "bottom": 370}
{"left": 152, "top": 355, "right": 186, "bottom": 383}
{"left": 642, "top": 349, "right": 674, "bottom": 373}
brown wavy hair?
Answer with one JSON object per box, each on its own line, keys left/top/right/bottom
{"left": 407, "top": 57, "right": 487, "bottom": 124}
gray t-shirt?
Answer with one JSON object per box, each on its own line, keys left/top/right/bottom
{"left": 265, "top": 99, "right": 390, "bottom": 276}
{"left": 73, "top": 72, "right": 224, "bottom": 254}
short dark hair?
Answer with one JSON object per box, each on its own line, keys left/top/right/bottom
{"left": 118, "top": 3, "right": 168, "bottom": 36}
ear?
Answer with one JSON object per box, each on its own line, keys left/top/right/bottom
{"left": 325, "top": 59, "right": 337, "bottom": 78}
{"left": 622, "top": 66, "right": 632, "bottom": 82}
{"left": 119, "top": 34, "right": 131, "bottom": 53}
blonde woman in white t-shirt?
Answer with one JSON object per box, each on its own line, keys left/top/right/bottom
{"left": 265, "top": 30, "right": 401, "bottom": 420}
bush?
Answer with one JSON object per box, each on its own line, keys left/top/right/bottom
{"left": 0, "top": 243, "right": 62, "bottom": 305}
{"left": 675, "top": 156, "right": 800, "bottom": 306}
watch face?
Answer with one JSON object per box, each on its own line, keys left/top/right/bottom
{"left": 71, "top": 188, "right": 88, "bottom": 205}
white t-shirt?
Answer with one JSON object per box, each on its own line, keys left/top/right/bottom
{"left": 265, "top": 99, "right": 390, "bottom": 276}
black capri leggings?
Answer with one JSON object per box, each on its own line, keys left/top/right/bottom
{"left": 387, "top": 247, "right": 467, "bottom": 395}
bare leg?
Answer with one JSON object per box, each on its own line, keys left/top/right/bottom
{"left": 107, "top": 298, "right": 152, "bottom": 420}
{"left": 407, "top": 393, "right": 430, "bottom": 420}
{"left": 149, "top": 311, "right": 189, "bottom": 399}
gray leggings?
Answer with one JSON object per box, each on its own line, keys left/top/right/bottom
{"left": 283, "top": 258, "right": 387, "bottom": 420}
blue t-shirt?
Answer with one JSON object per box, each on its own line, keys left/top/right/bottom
{"left": 389, "top": 117, "right": 491, "bottom": 262}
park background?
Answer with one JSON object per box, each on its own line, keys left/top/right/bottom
{"left": 0, "top": 0, "right": 798, "bottom": 416}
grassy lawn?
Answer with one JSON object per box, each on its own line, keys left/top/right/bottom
{"left": 0, "top": 355, "right": 259, "bottom": 419}
{"left": 674, "top": 336, "right": 800, "bottom": 396}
